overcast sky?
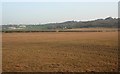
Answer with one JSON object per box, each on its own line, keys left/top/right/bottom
{"left": 0, "top": 0, "right": 119, "bottom": 25}
{"left": 1, "top": 0, "right": 119, "bottom": 2}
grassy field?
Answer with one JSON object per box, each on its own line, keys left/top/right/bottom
{"left": 67, "top": 28, "right": 118, "bottom": 32}
{"left": 2, "top": 32, "right": 118, "bottom": 72}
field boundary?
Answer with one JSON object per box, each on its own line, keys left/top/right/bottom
{"left": 1, "top": 30, "right": 118, "bottom": 33}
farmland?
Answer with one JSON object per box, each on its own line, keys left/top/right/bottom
{"left": 2, "top": 31, "right": 118, "bottom": 72}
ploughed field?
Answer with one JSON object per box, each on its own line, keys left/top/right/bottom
{"left": 2, "top": 32, "right": 118, "bottom": 72}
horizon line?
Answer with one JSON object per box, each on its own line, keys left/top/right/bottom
{"left": 1, "top": 16, "right": 118, "bottom": 25}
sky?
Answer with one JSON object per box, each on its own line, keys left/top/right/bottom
{"left": 0, "top": 0, "right": 119, "bottom": 25}
{"left": 0, "top": 0, "right": 119, "bottom": 2}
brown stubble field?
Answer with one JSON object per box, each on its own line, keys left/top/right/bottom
{"left": 2, "top": 32, "right": 118, "bottom": 72}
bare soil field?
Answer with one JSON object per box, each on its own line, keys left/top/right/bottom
{"left": 2, "top": 32, "right": 118, "bottom": 72}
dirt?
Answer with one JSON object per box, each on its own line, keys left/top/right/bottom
{"left": 2, "top": 32, "right": 118, "bottom": 72}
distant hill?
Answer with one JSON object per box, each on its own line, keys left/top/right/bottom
{"left": 2, "top": 17, "right": 118, "bottom": 31}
